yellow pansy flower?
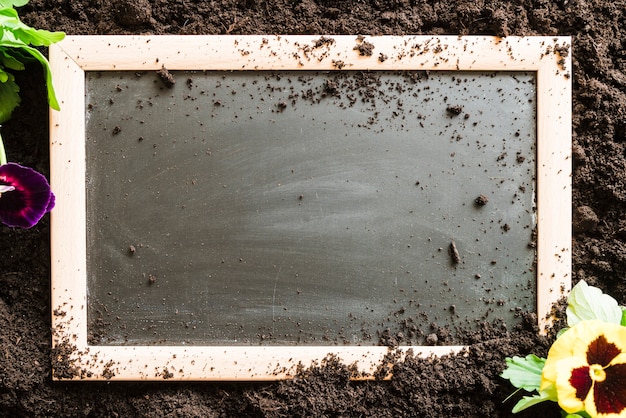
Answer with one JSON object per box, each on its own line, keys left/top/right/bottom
{"left": 541, "top": 320, "right": 626, "bottom": 417}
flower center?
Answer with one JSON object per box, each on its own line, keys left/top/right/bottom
{"left": 589, "top": 364, "right": 607, "bottom": 382}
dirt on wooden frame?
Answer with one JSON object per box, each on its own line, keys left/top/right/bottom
{"left": 0, "top": 0, "right": 624, "bottom": 417}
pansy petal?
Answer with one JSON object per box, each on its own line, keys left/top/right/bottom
{"left": 0, "top": 163, "right": 54, "bottom": 228}
{"left": 587, "top": 334, "right": 622, "bottom": 367}
{"left": 555, "top": 356, "right": 591, "bottom": 414}
{"left": 542, "top": 321, "right": 626, "bottom": 418}
{"left": 609, "top": 353, "right": 626, "bottom": 367}
{"left": 542, "top": 321, "right": 603, "bottom": 391}
{"left": 542, "top": 321, "right": 626, "bottom": 391}
{"left": 588, "top": 362, "right": 626, "bottom": 417}
{"left": 46, "top": 191, "right": 55, "bottom": 212}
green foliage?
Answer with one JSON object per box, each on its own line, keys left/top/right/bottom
{"left": 511, "top": 390, "right": 555, "bottom": 414}
{"left": 0, "top": 0, "right": 64, "bottom": 123}
{"left": 500, "top": 354, "right": 545, "bottom": 392}
{"left": 563, "top": 412, "right": 592, "bottom": 418}
{"left": 500, "top": 354, "right": 557, "bottom": 413}
{"left": 566, "top": 280, "right": 623, "bottom": 326}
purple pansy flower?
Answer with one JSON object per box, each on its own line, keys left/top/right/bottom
{"left": 0, "top": 162, "right": 54, "bottom": 228}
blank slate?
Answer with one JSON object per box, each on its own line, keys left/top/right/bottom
{"left": 49, "top": 35, "right": 571, "bottom": 380}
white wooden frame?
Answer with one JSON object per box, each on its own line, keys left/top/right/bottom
{"left": 49, "top": 35, "right": 571, "bottom": 381}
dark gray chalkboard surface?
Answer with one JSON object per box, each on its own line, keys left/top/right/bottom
{"left": 85, "top": 69, "right": 536, "bottom": 346}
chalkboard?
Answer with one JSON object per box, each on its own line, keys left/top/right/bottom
{"left": 85, "top": 69, "right": 537, "bottom": 346}
{"left": 50, "top": 36, "right": 571, "bottom": 380}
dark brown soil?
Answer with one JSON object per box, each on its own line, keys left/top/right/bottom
{"left": 0, "top": 0, "right": 624, "bottom": 416}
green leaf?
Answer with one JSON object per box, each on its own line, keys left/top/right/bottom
{"left": 0, "top": 1, "right": 64, "bottom": 118}
{"left": 16, "top": 43, "right": 60, "bottom": 110}
{"left": 0, "top": 36, "right": 60, "bottom": 110}
{"left": 0, "top": 71, "right": 20, "bottom": 123}
{"left": 0, "top": 0, "right": 29, "bottom": 8}
{"left": 566, "top": 280, "right": 622, "bottom": 326}
{"left": 621, "top": 306, "right": 626, "bottom": 326}
{"left": 511, "top": 390, "right": 554, "bottom": 413}
{"left": 563, "top": 412, "right": 592, "bottom": 418}
{"left": 0, "top": 8, "right": 65, "bottom": 47}
{"left": 500, "top": 354, "right": 546, "bottom": 392}
{"left": 0, "top": 48, "right": 25, "bottom": 70}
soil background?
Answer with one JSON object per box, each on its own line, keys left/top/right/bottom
{"left": 0, "top": 0, "right": 624, "bottom": 417}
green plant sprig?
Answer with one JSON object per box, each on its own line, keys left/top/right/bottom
{"left": 0, "top": 129, "right": 7, "bottom": 165}
{"left": 0, "top": 0, "right": 65, "bottom": 123}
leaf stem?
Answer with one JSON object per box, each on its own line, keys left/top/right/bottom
{"left": 0, "top": 129, "right": 6, "bottom": 165}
